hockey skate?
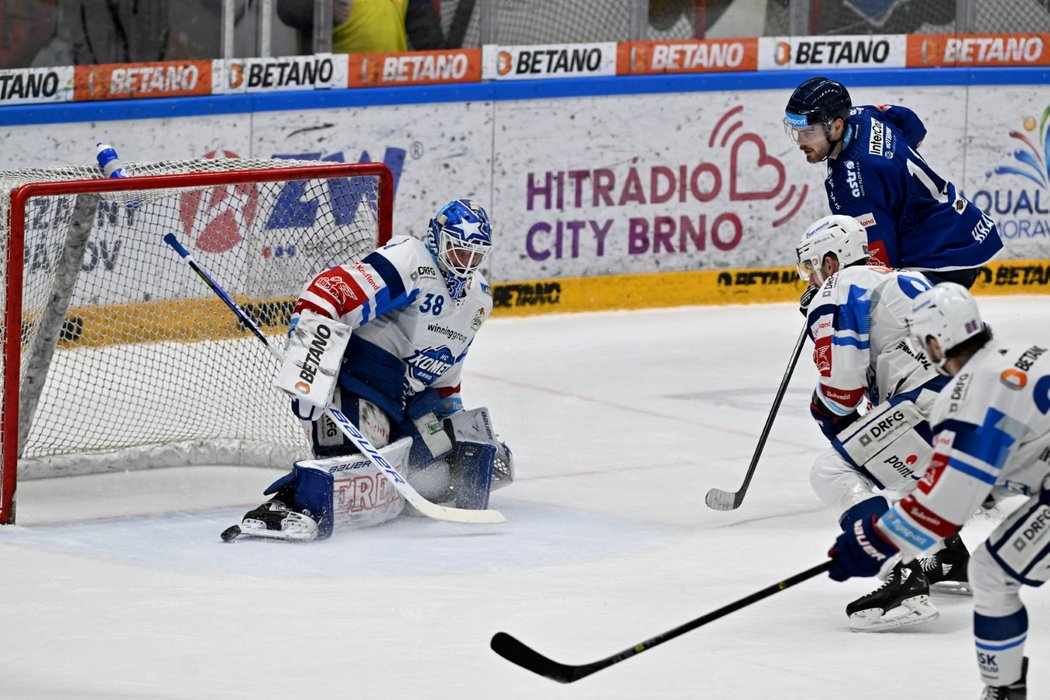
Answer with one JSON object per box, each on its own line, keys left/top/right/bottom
{"left": 981, "top": 657, "right": 1028, "bottom": 700}
{"left": 919, "top": 533, "right": 972, "bottom": 595}
{"left": 846, "top": 561, "right": 939, "bottom": 632}
{"left": 221, "top": 500, "right": 319, "bottom": 543}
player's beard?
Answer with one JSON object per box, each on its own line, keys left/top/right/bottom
{"left": 801, "top": 141, "right": 832, "bottom": 163}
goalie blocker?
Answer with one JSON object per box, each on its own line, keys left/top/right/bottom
{"left": 224, "top": 407, "right": 514, "bottom": 542}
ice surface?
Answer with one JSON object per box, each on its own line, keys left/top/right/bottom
{"left": 1, "top": 298, "right": 1045, "bottom": 699}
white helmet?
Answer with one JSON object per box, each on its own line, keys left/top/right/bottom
{"left": 905, "top": 282, "right": 984, "bottom": 374}
{"left": 796, "top": 215, "right": 869, "bottom": 285}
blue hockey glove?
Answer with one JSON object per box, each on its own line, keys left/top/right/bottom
{"left": 828, "top": 515, "right": 899, "bottom": 582}
{"left": 810, "top": 391, "right": 860, "bottom": 441}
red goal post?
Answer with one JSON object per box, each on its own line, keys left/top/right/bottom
{"left": 1, "top": 159, "right": 393, "bottom": 524}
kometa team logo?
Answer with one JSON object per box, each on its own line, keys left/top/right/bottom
{"left": 405, "top": 346, "right": 455, "bottom": 384}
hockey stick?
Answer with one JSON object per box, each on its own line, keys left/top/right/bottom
{"left": 163, "top": 233, "right": 505, "bottom": 525}
{"left": 704, "top": 323, "right": 808, "bottom": 511}
{"left": 491, "top": 560, "right": 832, "bottom": 683}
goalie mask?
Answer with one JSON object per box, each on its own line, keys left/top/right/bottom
{"left": 905, "top": 282, "right": 985, "bottom": 375}
{"left": 796, "top": 215, "right": 869, "bottom": 286}
{"left": 426, "top": 199, "right": 492, "bottom": 300}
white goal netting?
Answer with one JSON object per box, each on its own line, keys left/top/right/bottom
{"left": 0, "top": 157, "right": 392, "bottom": 523}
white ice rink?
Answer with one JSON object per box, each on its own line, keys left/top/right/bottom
{"left": 1, "top": 298, "right": 1047, "bottom": 699}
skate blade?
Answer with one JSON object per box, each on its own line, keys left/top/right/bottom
{"left": 848, "top": 594, "right": 939, "bottom": 633}
{"left": 931, "top": 581, "right": 973, "bottom": 596}
{"left": 231, "top": 519, "right": 318, "bottom": 543}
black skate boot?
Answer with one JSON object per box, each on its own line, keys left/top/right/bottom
{"left": 919, "top": 533, "right": 972, "bottom": 595}
{"left": 221, "top": 498, "right": 319, "bottom": 542}
{"left": 846, "top": 561, "right": 938, "bottom": 632}
{"left": 981, "top": 656, "right": 1028, "bottom": 700}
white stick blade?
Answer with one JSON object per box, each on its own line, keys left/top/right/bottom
{"left": 411, "top": 498, "right": 507, "bottom": 523}
{"left": 704, "top": 488, "right": 741, "bottom": 511}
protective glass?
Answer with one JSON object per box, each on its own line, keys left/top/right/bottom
{"left": 796, "top": 255, "right": 820, "bottom": 283}
{"left": 783, "top": 120, "right": 824, "bottom": 145}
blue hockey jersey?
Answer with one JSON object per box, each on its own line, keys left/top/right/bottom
{"left": 824, "top": 105, "right": 1002, "bottom": 272}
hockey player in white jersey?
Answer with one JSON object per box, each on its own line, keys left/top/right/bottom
{"left": 225, "top": 199, "right": 514, "bottom": 542}
{"left": 830, "top": 283, "right": 1048, "bottom": 699}
{"left": 797, "top": 214, "right": 970, "bottom": 631}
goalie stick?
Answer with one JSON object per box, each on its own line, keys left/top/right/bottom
{"left": 163, "top": 233, "right": 505, "bottom": 525}
{"left": 704, "top": 324, "right": 807, "bottom": 511}
{"left": 491, "top": 560, "right": 832, "bottom": 683}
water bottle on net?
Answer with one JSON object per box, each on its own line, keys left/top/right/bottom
{"left": 96, "top": 142, "right": 129, "bottom": 178}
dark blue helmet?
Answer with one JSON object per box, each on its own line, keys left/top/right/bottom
{"left": 426, "top": 199, "right": 492, "bottom": 299}
{"left": 784, "top": 76, "right": 852, "bottom": 128}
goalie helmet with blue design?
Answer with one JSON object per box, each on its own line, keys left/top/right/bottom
{"left": 426, "top": 199, "right": 492, "bottom": 299}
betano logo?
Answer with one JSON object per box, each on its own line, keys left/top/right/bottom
{"left": 497, "top": 51, "right": 514, "bottom": 76}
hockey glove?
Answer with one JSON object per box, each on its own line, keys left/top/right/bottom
{"left": 828, "top": 515, "right": 899, "bottom": 582}
{"left": 810, "top": 391, "right": 860, "bottom": 442}
{"left": 799, "top": 284, "right": 819, "bottom": 317}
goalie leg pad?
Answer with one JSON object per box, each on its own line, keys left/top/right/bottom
{"left": 311, "top": 394, "right": 392, "bottom": 458}
{"left": 444, "top": 407, "right": 515, "bottom": 489}
{"left": 449, "top": 441, "right": 497, "bottom": 510}
{"left": 263, "top": 463, "right": 336, "bottom": 538}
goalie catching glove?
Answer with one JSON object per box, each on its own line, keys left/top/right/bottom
{"left": 274, "top": 310, "right": 352, "bottom": 420}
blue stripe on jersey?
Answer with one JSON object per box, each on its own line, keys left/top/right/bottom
{"left": 942, "top": 411, "right": 1016, "bottom": 468}
{"left": 834, "top": 284, "right": 871, "bottom": 337}
{"left": 831, "top": 335, "right": 870, "bottom": 350}
{"left": 975, "top": 608, "right": 1028, "bottom": 644}
{"left": 362, "top": 250, "right": 407, "bottom": 300}
{"left": 896, "top": 272, "right": 933, "bottom": 298}
{"left": 947, "top": 455, "right": 998, "bottom": 485}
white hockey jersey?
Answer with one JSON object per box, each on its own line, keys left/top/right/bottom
{"left": 806, "top": 264, "right": 939, "bottom": 416}
{"left": 878, "top": 340, "right": 1050, "bottom": 557}
{"left": 291, "top": 235, "right": 492, "bottom": 419}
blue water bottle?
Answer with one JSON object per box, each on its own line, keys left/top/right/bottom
{"left": 96, "top": 142, "right": 129, "bottom": 178}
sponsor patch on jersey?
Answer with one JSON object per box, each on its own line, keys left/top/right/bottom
{"left": 844, "top": 160, "right": 863, "bottom": 197}
{"left": 917, "top": 448, "right": 949, "bottom": 494}
{"left": 814, "top": 335, "right": 832, "bottom": 376}
{"left": 470, "top": 306, "right": 486, "bottom": 330}
{"left": 855, "top": 212, "right": 876, "bottom": 228}
{"left": 314, "top": 269, "right": 365, "bottom": 307}
{"left": 868, "top": 119, "right": 885, "bottom": 156}
{"left": 1001, "top": 368, "right": 1027, "bottom": 390}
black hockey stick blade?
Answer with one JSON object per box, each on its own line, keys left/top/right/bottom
{"left": 491, "top": 560, "right": 833, "bottom": 683}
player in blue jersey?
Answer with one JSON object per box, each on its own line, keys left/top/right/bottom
{"left": 785, "top": 76, "right": 1003, "bottom": 294}
{"left": 830, "top": 283, "right": 1048, "bottom": 699}
{"left": 224, "top": 199, "right": 514, "bottom": 542}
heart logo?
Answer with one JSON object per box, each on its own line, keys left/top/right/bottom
{"left": 730, "top": 133, "right": 785, "bottom": 201}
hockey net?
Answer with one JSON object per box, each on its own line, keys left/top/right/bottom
{"left": 0, "top": 158, "right": 393, "bottom": 524}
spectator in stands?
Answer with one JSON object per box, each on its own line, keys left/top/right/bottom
{"left": 0, "top": 0, "right": 58, "bottom": 68}
{"left": 277, "top": 0, "right": 452, "bottom": 54}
